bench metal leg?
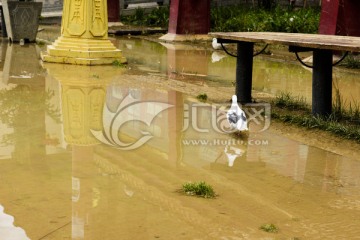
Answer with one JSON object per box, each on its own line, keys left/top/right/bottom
{"left": 312, "top": 49, "right": 333, "bottom": 116}
{"left": 0, "top": 7, "right": 8, "bottom": 37}
{"left": 236, "top": 41, "right": 254, "bottom": 103}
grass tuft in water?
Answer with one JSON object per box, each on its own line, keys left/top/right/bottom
{"left": 273, "top": 92, "right": 309, "bottom": 112}
{"left": 181, "top": 181, "right": 216, "bottom": 198}
{"left": 259, "top": 223, "right": 279, "bottom": 233}
{"left": 36, "top": 40, "right": 46, "bottom": 46}
{"left": 112, "top": 60, "right": 126, "bottom": 68}
{"left": 272, "top": 112, "right": 360, "bottom": 142}
{"left": 271, "top": 91, "right": 360, "bottom": 143}
{"left": 332, "top": 85, "right": 360, "bottom": 122}
{"left": 340, "top": 54, "right": 360, "bottom": 69}
{"left": 196, "top": 93, "right": 208, "bottom": 102}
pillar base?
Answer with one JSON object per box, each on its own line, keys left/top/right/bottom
{"left": 41, "top": 36, "right": 127, "bottom": 65}
{"left": 159, "top": 33, "right": 210, "bottom": 42}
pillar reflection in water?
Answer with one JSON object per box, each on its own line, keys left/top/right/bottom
{"left": 62, "top": 85, "right": 185, "bottom": 238}
{"left": 49, "top": 61, "right": 248, "bottom": 238}
{"left": 45, "top": 63, "right": 121, "bottom": 239}
{"left": 51, "top": 65, "right": 187, "bottom": 238}
{"left": 52, "top": 65, "right": 203, "bottom": 237}
{"left": 104, "top": 84, "right": 184, "bottom": 164}
{"left": 161, "top": 42, "right": 209, "bottom": 83}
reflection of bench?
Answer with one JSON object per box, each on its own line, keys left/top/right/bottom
{"left": 209, "top": 32, "right": 360, "bottom": 116}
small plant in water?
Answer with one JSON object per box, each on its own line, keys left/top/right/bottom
{"left": 196, "top": 93, "right": 208, "bottom": 102}
{"left": 259, "top": 223, "right": 279, "bottom": 233}
{"left": 273, "top": 92, "right": 309, "bottom": 111}
{"left": 341, "top": 54, "right": 360, "bottom": 69}
{"left": 36, "top": 40, "right": 46, "bottom": 46}
{"left": 112, "top": 60, "right": 126, "bottom": 68}
{"left": 181, "top": 181, "right": 216, "bottom": 198}
{"left": 272, "top": 91, "right": 360, "bottom": 143}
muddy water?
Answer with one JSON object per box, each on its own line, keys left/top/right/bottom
{"left": 0, "top": 40, "right": 359, "bottom": 240}
{"left": 113, "top": 38, "right": 360, "bottom": 105}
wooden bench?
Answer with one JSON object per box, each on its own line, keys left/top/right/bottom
{"left": 209, "top": 32, "right": 360, "bottom": 116}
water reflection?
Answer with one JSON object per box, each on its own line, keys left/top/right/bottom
{"left": 114, "top": 38, "right": 360, "bottom": 105}
{"left": 2, "top": 44, "right": 44, "bottom": 84}
{"left": 0, "top": 44, "right": 62, "bottom": 162}
{"left": 0, "top": 41, "right": 359, "bottom": 239}
{"left": 99, "top": 87, "right": 175, "bottom": 151}
{"left": 58, "top": 76, "right": 360, "bottom": 238}
{"left": 45, "top": 63, "right": 126, "bottom": 239}
{"left": 60, "top": 80, "right": 252, "bottom": 239}
{"left": 0, "top": 44, "right": 70, "bottom": 240}
{"left": 161, "top": 43, "right": 209, "bottom": 84}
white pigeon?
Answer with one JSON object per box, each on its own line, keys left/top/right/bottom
{"left": 212, "top": 38, "right": 223, "bottom": 50}
{"left": 226, "top": 95, "right": 248, "bottom": 132}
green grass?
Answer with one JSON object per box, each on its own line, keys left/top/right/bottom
{"left": 121, "top": 7, "right": 169, "bottom": 28}
{"left": 211, "top": 5, "right": 320, "bottom": 33}
{"left": 340, "top": 54, "right": 360, "bottom": 69}
{"left": 273, "top": 92, "right": 309, "bottom": 111}
{"left": 196, "top": 93, "right": 208, "bottom": 102}
{"left": 259, "top": 223, "right": 279, "bottom": 233}
{"left": 331, "top": 85, "right": 360, "bottom": 122}
{"left": 271, "top": 92, "right": 360, "bottom": 143}
{"left": 36, "top": 40, "right": 46, "bottom": 46}
{"left": 181, "top": 181, "right": 216, "bottom": 198}
{"left": 112, "top": 60, "right": 126, "bottom": 68}
{"left": 272, "top": 112, "right": 360, "bottom": 142}
{"left": 121, "top": 5, "right": 320, "bottom": 34}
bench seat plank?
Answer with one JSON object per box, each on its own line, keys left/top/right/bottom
{"left": 210, "top": 32, "right": 360, "bottom": 52}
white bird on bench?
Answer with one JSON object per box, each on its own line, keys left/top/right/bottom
{"left": 226, "top": 95, "right": 248, "bottom": 132}
{"left": 212, "top": 38, "right": 224, "bottom": 50}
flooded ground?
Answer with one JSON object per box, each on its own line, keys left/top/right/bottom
{"left": 113, "top": 37, "right": 360, "bottom": 105}
{"left": 0, "top": 30, "right": 360, "bottom": 239}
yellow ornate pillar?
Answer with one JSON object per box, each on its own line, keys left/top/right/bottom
{"left": 41, "top": 0, "right": 126, "bottom": 65}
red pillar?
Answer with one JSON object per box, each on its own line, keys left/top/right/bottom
{"left": 168, "top": 0, "right": 211, "bottom": 35}
{"left": 318, "top": 0, "right": 339, "bottom": 35}
{"left": 319, "top": 0, "right": 360, "bottom": 36}
{"left": 107, "top": 0, "right": 119, "bottom": 22}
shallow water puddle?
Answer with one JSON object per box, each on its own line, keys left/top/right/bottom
{"left": 0, "top": 40, "right": 359, "bottom": 239}
{"left": 114, "top": 37, "right": 360, "bottom": 105}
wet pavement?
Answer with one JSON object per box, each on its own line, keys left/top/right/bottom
{"left": 0, "top": 33, "right": 360, "bottom": 239}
